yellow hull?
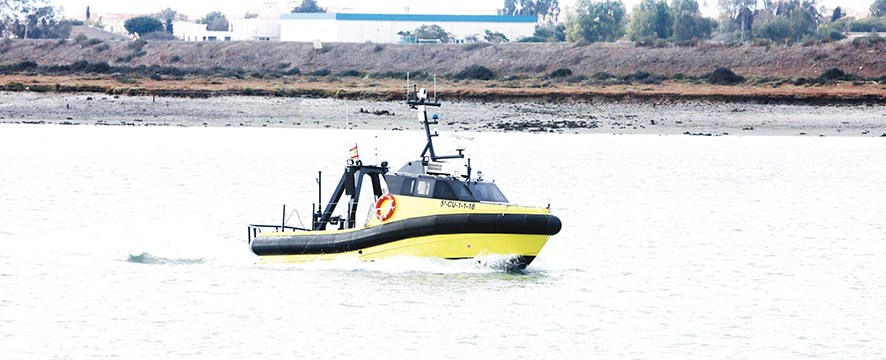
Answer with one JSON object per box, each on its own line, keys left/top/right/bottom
{"left": 252, "top": 195, "right": 559, "bottom": 266}
{"left": 258, "top": 233, "right": 550, "bottom": 264}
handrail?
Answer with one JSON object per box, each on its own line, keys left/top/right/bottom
{"left": 247, "top": 224, "right": 310, "bottom": 245}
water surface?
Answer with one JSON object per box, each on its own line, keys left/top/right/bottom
{"left": 1, "top": 125, "right": 884, "bottom": 358}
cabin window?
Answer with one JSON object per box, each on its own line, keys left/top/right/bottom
{"left": 384, "top": 175, "right": 415, "bottom": 196}
{"left": 385, "top": 175, "right": 479, "bottom": 202}
{"left": 433, "top": 180, "right": 476, "bottom": 201}
{"left": 433, "top": 181, "right": 458, "bottom": 200}
{"left": 449, "top": 180, "right": 475, "bottom": 201}
{"left": 414, "top": 178, "right": 434, "bottom": 197}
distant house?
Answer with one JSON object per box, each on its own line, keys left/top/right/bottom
{"left": 278, "top": 13, "right": 537, "bottom": 43}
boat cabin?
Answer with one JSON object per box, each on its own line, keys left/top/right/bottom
{"left": 384, "top": 173, "right": 509, "bottom": 203}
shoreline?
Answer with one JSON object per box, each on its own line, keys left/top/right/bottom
{"left": 2, "top": 91, "right": 885, "bottom": 137}
{"left": 3, "top": 74, "right": 886, "bottom": 106}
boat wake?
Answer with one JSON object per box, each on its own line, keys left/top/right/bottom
{"left": 125, "top": 252, "right": 205, "bottom": 265}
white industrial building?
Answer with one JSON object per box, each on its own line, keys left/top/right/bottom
{"left": 231, "top": 19, "right": 282, "bottom": 41}
{"left": 175, "top": 19, "right": 280, "bottom": 41}
{"left": 171, "top": 13, "right": 536, "bottom": 43}
{"left": 278, "top": 13, "right": 537, "bottom": 43}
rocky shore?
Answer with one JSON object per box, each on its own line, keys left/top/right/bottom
{"left": 1, "top": 92, "right": 884, "bottom": 137}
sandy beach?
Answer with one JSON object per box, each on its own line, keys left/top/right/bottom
{"left": 1, "top": 92, "right": 885, "bottom": 137}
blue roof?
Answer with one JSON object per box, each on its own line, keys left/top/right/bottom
{"left": 280, "top": 13, "right": 537, "bottom": 23}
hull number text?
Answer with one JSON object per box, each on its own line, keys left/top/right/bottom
{"left": 441, "top": 200, "right": 476, "bottom": 210}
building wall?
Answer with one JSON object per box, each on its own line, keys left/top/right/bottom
{"left": 231, "top": 19, "right": 282, "bottom": 40}
{"left": 174, "top": 22, "right": 253, "bottom": 41}
{"left": 280, "top": 18, "right": 338, "bottom": 42}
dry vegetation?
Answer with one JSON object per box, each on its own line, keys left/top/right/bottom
{"left": 1, "top": 38, "right": 886, "bottom": 104}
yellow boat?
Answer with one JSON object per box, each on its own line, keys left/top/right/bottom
{"left": 248, "top": 88, "right": 561, "bottom": 269}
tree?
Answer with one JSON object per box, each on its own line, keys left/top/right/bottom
{"left": 413, "top": 24, "right": 451, "bottom": 42}
{"left": 629, "top": 0, "right": 672, "bottom": 40}
{"left": 521, "top": 22, "right": 567, "bottom": 42}
{"left": 759, "top": 0, "right": 820, "bottom": 40}
{"left": 156, "top": 8, "right": 177, "bottom": 34}
{"left": 86, "top": 6, "right": 90, "bottom": 20}
{"left": 244, "top": 12, "right": 258, "bottom": 19}
{"left": 2, "top": 0, "right": 72, "bottom": 39}
{"left": 788, "top": 8, "right": 817, "bottom": 39}
{"left": 207, "top": 17, "right": 229, "bottom": 31}
{"left": 484, "top": 29, "right": 509, "bottom": 42}
{"left": 672, "top": 0, "right": 711, "bottom": 41}
{"left": 756, "top": 15, "right": 792, "bottom": 40}
{"left": 291, "top": 0, "right": 326, "bottom": 13}
{"left": 197, "top": 11, "right": 228, "bottom": 31}
{"left": 830, "top": 6, "right": 843, "bottom": 22}
{"left": 196, "top": 11, "right": 223, "bottom": 25}
{"left": 872, "top": 0, "right": 886, "bottom": 17}
{"left": 718, "top": 0, "right": 758, "bottom": 38}
{"left": 497, "top": 0, "right": 560, "bottom": 22}
{"left": 565, "top": 0, "right": 626, "bottom": 42}
{"left": 124, "top": 16, "right": 164, "bottom": 35}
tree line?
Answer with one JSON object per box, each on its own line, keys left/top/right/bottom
{"left": 510, "top": 0, "right": 886, "bottom": 45}
{"left": 0, "top": 0, "right": 70, "bottom": 39}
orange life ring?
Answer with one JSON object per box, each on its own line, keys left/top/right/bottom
{"left": 375, "top": 194, "right": 397, "bottom": 221}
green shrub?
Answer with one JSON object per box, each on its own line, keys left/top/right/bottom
{"left": 128, "top": 39, "right": 147, "bottom": 51}
{"left": 461, "top": 42, "right": 489, "bottom": 51}
{"left": 591, "top": 71, "right": 614, "bottom": 80}
{"left": 851, "top": 30, "right": 886, "bottom": 47}
{"left": 827, "top": 31, "right": 846, "bottom": 40}
{"left": 800, "top": 35, "right": 818, "bottom": 47}
{"left": 518, "top": 36, "right": 548, "bottom": 42}
{"left": 310, "top": 68, "right": 331, "bottom": 76}
{"left": 706, "top": 67, "right": 745, "bottom": 85}
{"left": 335, "top": 69, "right": 363, "bottom": 77}
{"left": 671, "top": 73, "right": 697, "bottom": 82}
{"left": 636, "top": 37, "right": 669, "bottom": 48}
{"left": 564, "top": 75, "right": 587, "bottom": 83}
{"left": 169, "top": 55, "right": 181, "bottom": 63}
{"left": 141, "top": 31, "right": 177, "bottom": 41}
{"left": 850, "top": 17, "right": 886, "bottom": 32}
{"left": 453, "top": 65, "right": 495, "bottom": 80}
{"left": 819, "top": 67, "right": 844, "bottom": 80}
{"left": 751, "top": 38, "right": 772, "bottom": 47}
{"left": 547, "top": 68, "right": 573, "bottom": 78}
{"left": 11, "top": 61, "right": 38, "bottom": 72}
{"left": 619, "top": 71, "right": 664, "bottom": 84}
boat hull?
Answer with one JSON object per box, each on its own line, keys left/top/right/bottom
{"left": 250, "top": 196, "right": 561, "bottom": 268}
{"left": 256, "top": 233, "right": 549, "bottom": 267}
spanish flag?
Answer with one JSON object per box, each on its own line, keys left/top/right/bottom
{"left": 349, "top": 144, "right": 359, "bottom": 159}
